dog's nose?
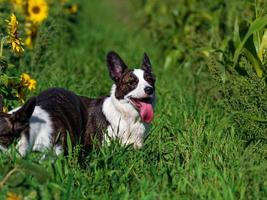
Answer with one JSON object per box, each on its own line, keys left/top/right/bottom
{"left": 144, "top": 86, "right": 154, "bottom": 95}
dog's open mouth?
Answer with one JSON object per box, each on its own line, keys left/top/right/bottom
{"left": 130, "top": 97, "right": 154, "bottom": 123}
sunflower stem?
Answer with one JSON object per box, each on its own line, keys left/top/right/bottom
{"left": 0, "top": 36, "right": 7, "bottom": 57}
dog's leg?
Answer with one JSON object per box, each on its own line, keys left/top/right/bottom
{"left": 17, "top": 133, "right": 29, "bottom": 156}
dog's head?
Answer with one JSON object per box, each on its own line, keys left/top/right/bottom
{"left": 107, "top": 51, "right": 156, "bottom": 123}
{"left": 0, "top": 97, "right": 36, "bottom": 147}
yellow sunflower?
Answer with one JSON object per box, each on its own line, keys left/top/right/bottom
{"left": 27, "top": 0, "right": 48, "bottom": 24}
{"left": 20, "top": 73, "right": 31, "bottom": 86}
{"left": 20, "top": 73, "right": 37, "bottom": 91}
{"left": 28, "top": 79, "right": 37, "bottom": 90}
{"left": 6, "top": 14, "right": 24, "bottom": 55}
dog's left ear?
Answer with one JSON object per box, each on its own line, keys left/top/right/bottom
{"left": 141, "top": 53, "right": 152, "bottom": 72}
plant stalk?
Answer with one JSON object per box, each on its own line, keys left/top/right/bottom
{"left": 0, "top": 37, "right": 7, "bottom": 57}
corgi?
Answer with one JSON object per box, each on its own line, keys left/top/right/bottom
{"left": 0, "top": 51, "right": 156, "bottom": 155}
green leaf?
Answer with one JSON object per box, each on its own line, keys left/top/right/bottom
{"left": 5, "top": 169, "right": 26, "bottom": 187}
{"left": 234, "top": 111, "right": 267, "bottom": 122}
{"left": 0, "top": 74, "right": 9, "bottom": 86}
{"left": 258, "top": 29, "right": 267, "bottom": 62}
{"left": 243, "top": 48, "right": 263, "bottom": 78}
{"left": 0, "top": 56, "right": 8, "bottom": 73}
{"left": 64, "top": 175, "right": 73, "bottom": 200}
{"left": 163, "top": 50, "right": 181, "bottom": 69}
{"left": 233, "top": 15, "right": 267, "bottom": 67}
{"left": 25, "top": 190, "right": 38, "bottom": 200}
{"left": 253, "top": 30, "right": 262, "bottom": 56}
{"left": 233, "top": 17, "right": 241, "bottom": 48}
{"left": 16, "top": 159, "right": 51, "bottom": 184}
{"left": 66, "top": 132, "right": 73, "bottom": 159}
{"left": 54, "top": 159, "right": 64, "bottom": 181}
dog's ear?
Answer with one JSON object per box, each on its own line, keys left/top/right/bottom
{"left": 12, "top": 97, "right": 36, "bottom": 124}
{"left": 141, "top": 53, "right": 152, "bottom": 72}
{"left": 107, "top": 51, "right": 128, "bottom": 82}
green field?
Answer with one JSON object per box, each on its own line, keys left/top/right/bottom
{"left": 0, "top": 0, "right": 267, "bottom": 199}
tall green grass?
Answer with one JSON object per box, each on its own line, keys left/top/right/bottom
{"left": 0, "top": 0, "right": 266, "bottom": 199}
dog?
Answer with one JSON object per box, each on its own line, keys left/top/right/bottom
{"left": 0, "top": 51, "right": 156, "bottom": 155}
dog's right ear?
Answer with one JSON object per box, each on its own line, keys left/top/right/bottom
{"left": 12, "top": 97, "right": 36, "bottom": 124}
{"left": 106, "top": 51, "right": 128, "bottom": 82}
{"left": 141, "top": 53, "right": 152, "bottom": 72}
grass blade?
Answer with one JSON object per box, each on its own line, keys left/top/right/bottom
{"left": 258, "top": 29, "right": 267, "bottom": 62}
{"left": 243, "top": 48, "right": 263, "bottom": 77}
{"left": 233, "top": 15, "right": 267, "bottom": 67}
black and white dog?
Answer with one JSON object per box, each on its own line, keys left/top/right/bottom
{"left": 0, "top": 51, "right": 156, "bottom": 155}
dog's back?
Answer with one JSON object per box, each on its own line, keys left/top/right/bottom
{"left": 17, "top": 88, "right": 88, "bottom": 155}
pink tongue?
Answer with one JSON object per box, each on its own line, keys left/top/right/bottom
{"left": 139, "top": 102, "right": 154, "bottom": 123}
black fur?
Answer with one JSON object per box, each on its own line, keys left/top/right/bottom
{"left": 34, "top": 88, "right": 109, "bottom": 153}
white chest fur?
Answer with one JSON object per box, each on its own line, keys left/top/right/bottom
{"left": 102, "top": 85, "right": 149, "bottom": 149}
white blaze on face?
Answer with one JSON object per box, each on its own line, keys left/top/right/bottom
{"left": 125, "top": 69, "right": 155, "bottom": 123}
{"left": 126, "top": 69, "right": 152, "bottom": 99}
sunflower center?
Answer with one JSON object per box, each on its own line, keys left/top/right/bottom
{"left": 32, "top": 6, "right": 40, "bottom": 14}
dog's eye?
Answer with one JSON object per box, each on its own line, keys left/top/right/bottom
{"left": 126, "top": 77, "right": 137, "bottom": 84}
{"left": 127, "top": 80, "right": 137, "bottom": 85}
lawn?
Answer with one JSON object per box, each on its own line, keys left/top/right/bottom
{"left": 0, "top": 0, "right": 267, "bottom": 199}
